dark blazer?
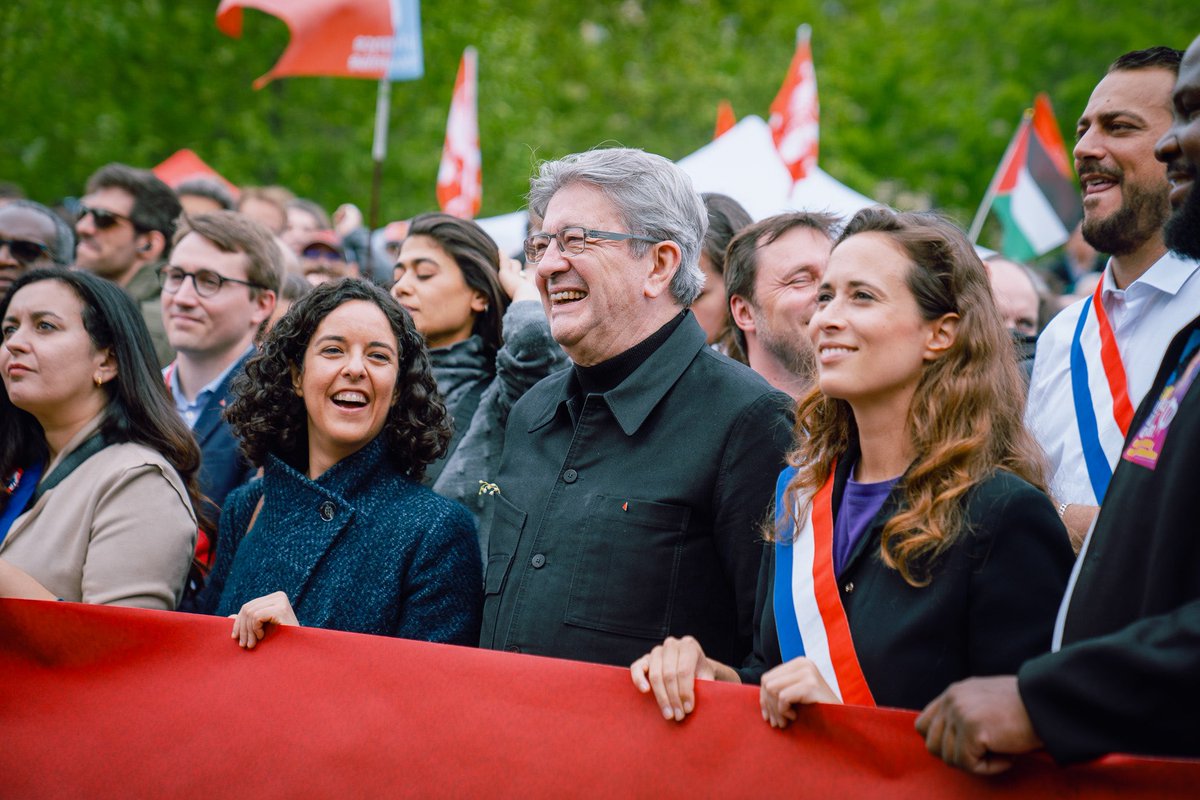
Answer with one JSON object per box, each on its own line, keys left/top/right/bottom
{"left": 479, "top": 314, "right": 794, "bottom": 668}
{"left": 740, "top": 455, "right": 1075, "bottom": 711}
{"left": 1019, "top": 314, "right": 1200, "bottom": 763}
{"left": 198, "top": 436, "right": 482, "bottom": 645}
{"left": 190, "top": 351, "right": 257, "bottom": 513}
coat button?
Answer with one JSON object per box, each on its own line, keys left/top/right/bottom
{"left": 531, "top": 553, "right": 546, "bottom": 568}
{"left": 319, "top": 501, "right": 335, "bottom": 521}
{"left": 843, "top": 581, "right": 854, "bottom": 594}
{"left": 562, "top": 468, "right": 578, "bottom": 483}
{"left": 506, "top": 645, "right": 521, "bottom": 653}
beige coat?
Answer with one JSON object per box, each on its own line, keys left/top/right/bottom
{"left": 0, "top": 416, "right": 196, "bottom": 609}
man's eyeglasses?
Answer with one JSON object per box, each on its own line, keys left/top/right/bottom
{"left": 0, "top": 238, "right": 53, "bottom": 266}
{"left": 77, "top": 205, "right": 134, "bottom": 231}
{"left": 523, "top": 227, "right": 662, "bottom": 263}
{"left": 158, "top": 266, "right": 266, "bottom": 298}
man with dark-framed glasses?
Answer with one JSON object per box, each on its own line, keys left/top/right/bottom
{"left": 161, "top": 211, "right": 278, "bottom": 523}
{"left": 478, "top": 147, "right": 792, "bottom": 669}
{"left": 75, "top": 163, "right": 182, "bottom": 366}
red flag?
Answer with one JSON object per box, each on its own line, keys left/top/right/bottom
{"left": 216, "top": 0, "right": 394, "bottom": 89}
{"left": 768, "top": 24, "right": 819, "bottom": 183}
{"left": 437, "top": 47, "right": 482, "bottom": 219}
{"left": 152, "top": 149, "right": 240, "bottom": 199}
{"left": 714, "top": 100, "right": 737, "bottom": 140}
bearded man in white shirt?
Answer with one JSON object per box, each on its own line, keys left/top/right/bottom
{"left": 1025, "top": 46, "right": 1200, "bottom": 548}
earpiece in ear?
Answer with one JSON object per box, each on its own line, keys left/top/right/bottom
{"left": 139, "top": 242, "right": 152, "bottom": 252}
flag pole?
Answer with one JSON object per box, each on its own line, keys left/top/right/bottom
{"left": 367, "top": 75, "right": 392, "bottom": 279}
{"left": 968, "top": 108, "right": 1032, "bottom": 243}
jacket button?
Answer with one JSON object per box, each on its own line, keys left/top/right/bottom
{"left": 562, "top": 468, "right": 578, "bottom": 483}
{"left": 843, "top": 581, "right": 854, "bottom": 594}
{"left": 506, "top": 645, "right": 521, "bottom": 653}
{"left": 531, "top": 553, "right": 546, "bottom": 568}
{"left": 319, "top": 501, "right": 335, "bottom": 521}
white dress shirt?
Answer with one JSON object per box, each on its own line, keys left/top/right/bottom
{"left": 1026, "top": 251, "right": 1200, "bottom": 506}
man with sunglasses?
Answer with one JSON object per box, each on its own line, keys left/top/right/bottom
{"left": 0, "top": 200, "right": 74, "bottom": 296}
{"left": 477, "top": 148, "right": 792, "bottom": 670}
{"left": 161, "top": 211, "right": 278, "bottom": 521}
{"left": 76, "top": 163, "right": 182, "bottom": 366}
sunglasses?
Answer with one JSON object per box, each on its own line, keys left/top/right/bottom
{"left": 302, "top": 246, "right": 346, "bottom": 263}
{"left": 0, "top": 238, "right": 53, "bottom": 265}
{"left": 77, "top": 205, "right": 134, "bottom": 230}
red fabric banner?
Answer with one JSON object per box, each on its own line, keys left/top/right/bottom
{"left": 1, "top": 599, "right": 1196, "bottom": 798}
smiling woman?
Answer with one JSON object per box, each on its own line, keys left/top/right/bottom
{"left": 195, "top": 279, "right": 482, "bottom": 648}
{"left": 632, "top": 208, "right": 1075, "bottom": 724}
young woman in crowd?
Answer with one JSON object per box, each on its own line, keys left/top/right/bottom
{"left": 692, "top": 193, "right": 753, "bottom": 351}
{"left": 0, "top": 269, "right": 199, "bottom": 608}
{"left": 389, "top": 213, "right": 566, "bottom": 546}
{"left": 198, "top": 279, "right": 481, "bottom": 648}
{"left": 631, "top": 207, "right": 1074, "bottom": 720}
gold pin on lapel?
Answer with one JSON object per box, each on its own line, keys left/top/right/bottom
{"left": 478, "top": 480, "right": 501, "bottom": 496}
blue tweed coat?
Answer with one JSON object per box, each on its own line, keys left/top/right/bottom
{"left": 198, "top": 436, "right": 482, "bottom": 645}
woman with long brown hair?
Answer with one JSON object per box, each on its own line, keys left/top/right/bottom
{"left": 632, "top": 208, "right": 1074, "bottom": 721}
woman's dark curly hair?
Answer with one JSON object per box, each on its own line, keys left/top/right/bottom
{"left": 226, "top": 278, "right": 451, "bottom": 479}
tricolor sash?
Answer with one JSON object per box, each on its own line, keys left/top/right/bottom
{"left": 772, "top": 465, "right": 875, "bottom": 707}
{"left": 1069, "top": 278, "right": 1134, "bottom": 503}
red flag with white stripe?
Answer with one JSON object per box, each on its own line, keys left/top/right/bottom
{"left": 768, "top": 25, "right": 819, "bottom": 184}
{"left": 437, "top": 47, "right": 482, "bottom": 219}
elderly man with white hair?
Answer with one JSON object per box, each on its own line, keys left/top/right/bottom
{"left": 478, "top": 148, "right": 793, "bottom": 668}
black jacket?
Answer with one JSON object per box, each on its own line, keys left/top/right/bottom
{"left": 740, "top": 454, "right": 1074, "bottom": 711}
{"left": 1020, "top": 313, "right": 1200, "bottom": 763}
{"left": 479, "top": 314, "right": 793, "bottom": 668}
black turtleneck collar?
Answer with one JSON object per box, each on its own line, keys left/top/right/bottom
{"left": 573, "top": 310, "right": 688, "bottom": 397}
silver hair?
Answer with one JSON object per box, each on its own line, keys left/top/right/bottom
{"left": 528, "top": 148, "right": 707, "bottom": 307}
{"left": 6, "top": 200, "right": 75, "bottom": 265}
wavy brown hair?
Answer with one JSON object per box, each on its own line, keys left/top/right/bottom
{"left": 780, "top": 208, "right": 1047, "bottom": 587}
{"left": 226, "top": 278, "right": 451, "bottom": 480}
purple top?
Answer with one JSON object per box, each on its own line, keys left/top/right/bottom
{"left": 833, "top": 468, "right": 900, "bottom": 576}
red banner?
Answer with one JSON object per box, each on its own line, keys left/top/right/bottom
{"left": 1, "top": 599, "right": 1196, "bottom": 798}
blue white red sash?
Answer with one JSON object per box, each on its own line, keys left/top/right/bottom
{"left": 772, "top": 466, "right": 875, "bottom": 707}
{"left": 1068, "top": 278, "right": 1134, "bottom": 503}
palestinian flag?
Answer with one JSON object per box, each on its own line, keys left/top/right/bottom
{"left": 973, "top": 94, "right": 1082, "bottom": 261}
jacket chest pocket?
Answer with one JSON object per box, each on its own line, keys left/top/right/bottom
{"left": 483, "top": 493, "right": 527, "bottom": 598}
{"left": 563, "top": 495, "right": 690, "bottom": 640}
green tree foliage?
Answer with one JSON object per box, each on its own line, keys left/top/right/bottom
{"left": 1, "top": 1, "right": 1195, "bottom": 241}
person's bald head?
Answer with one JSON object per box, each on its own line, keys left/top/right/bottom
{"left": 986, "top": 257, "right": 1041, "bottom": 336}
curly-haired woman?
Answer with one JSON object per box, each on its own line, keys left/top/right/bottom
{"left": 632, "top": 208, "right": 1074, "bottom": 720}
{"left": 196, "top": 279, "right": 482, "bottom": 648}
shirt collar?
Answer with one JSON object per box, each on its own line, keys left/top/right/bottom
{"left": 527, "top": 313, "right": 706, "bottom": 437}
{"left": 1102, "top": 251, "right": 1200, "bottom": 298}
{"left": 166, "top": 344, "right": 255, "bottom": 404}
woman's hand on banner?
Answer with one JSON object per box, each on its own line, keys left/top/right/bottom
{"left": 230, "top": 590, "right": 299, "bottom": 649}
{"left": 759, "top": 657, "right": 839, "bottom": 728}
